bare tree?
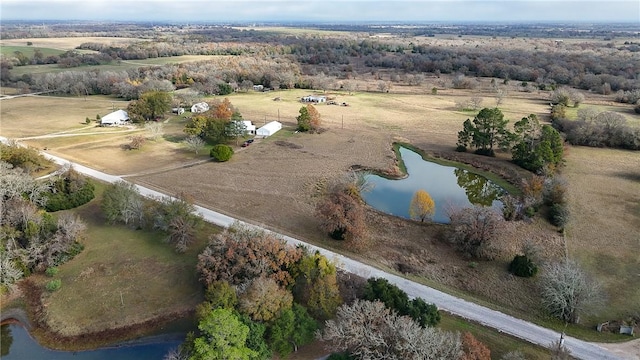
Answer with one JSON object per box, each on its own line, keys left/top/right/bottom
{"left": 0, "top": 251, "right": 23, "bottom": 292}
{"left": 319, "top": 299, "right": 462, "bottom": 360}
{"left": 184, "top": 136, "right": 206, "bottom": 155}
{"left": 469, "top": 96, "right": 484, "bottom": 110}
{"left": 495, "top": 88, "right": 507, "bottom": 106}
{"left": 540, "top": 260, "right": 603, "bottom": 324}
{"left": 145, "top": 122, "right": 164, "bottom": 141}
{"left": 448, "top": 206, "right": 504, "bottom": 260}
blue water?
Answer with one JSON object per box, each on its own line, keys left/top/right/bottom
{"left": 362, "top": 147, "right": 504, "bottom": 223}
{"left": 0, "top": 324, "right": 182, "bottom": 360}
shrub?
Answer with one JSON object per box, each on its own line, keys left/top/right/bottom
{"left": 549, "top": 203, "right": 570, "bottom": 228}
{"left": 210, "top": 144, "right": 233, "bottom": 162}
{"left": 45, "top": 267, "right": 59, "bottom": 277}
{"left": 455, "top": 145, "right": 467, "bottom": 152}
{"left": 509, "top": 255, "right": 538, "bottom": 277}
{"left": 543, "top": 176, "right": 568, "bottom": 206}
{"left": 46, "top": 279, "right": 62, "bottom": 292}
{"left": 44, "top": 178, "right": 95, "bottom": 212}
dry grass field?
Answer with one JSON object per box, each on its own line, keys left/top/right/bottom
{"left": 0, "top": 37, "right": 145, "bottom": 51}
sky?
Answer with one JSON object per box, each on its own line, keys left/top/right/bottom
{"left": 1, "top": 0, "right": 639, "bottom": 23}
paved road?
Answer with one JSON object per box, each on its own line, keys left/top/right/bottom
{"left": 2, "top": 138, "right": 622, "bottom": 360}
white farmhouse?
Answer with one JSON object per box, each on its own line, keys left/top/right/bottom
{"left": 100, "top": 109, "right": 129, "bottom": 126}
{"left": 243, "top": 120, "right": 256, "bottom": 135}
{"left": 256, "top": 121, "right": 282, "bottom": 137}
{"left": 191, "top": 102, "right": 210, "bottom": 113}
{"left": 301, "top": 95, "right": 327, "bottom": 103}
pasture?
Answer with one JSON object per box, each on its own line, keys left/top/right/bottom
{"left": 0, "top": 45, "right": 64, "bottom": 58}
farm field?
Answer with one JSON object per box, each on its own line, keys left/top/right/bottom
{"left": 0, "top": 45, "right": 64, "bottom": 58}
{"left": 0, "top": 37, "right": 146, "bottom": 51}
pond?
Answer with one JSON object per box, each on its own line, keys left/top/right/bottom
{"left": 361, "top": 147, "right": 505, "bottom": 223}
{"left": 0, "top": 324, "right": 182, "bottom": 360}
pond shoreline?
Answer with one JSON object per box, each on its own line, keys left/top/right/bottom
{"left": 2, "top": 279, "right": 193, "bottom": 352}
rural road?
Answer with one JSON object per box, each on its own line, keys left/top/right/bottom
{"left": 0, "top": 136, "right": 627, "bottom": 360}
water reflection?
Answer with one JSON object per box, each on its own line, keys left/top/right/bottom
{"left": 362, "top": 147, "right": 504, "bottom": 223}
{"left": 0, "top": 324, "right": 182, "bottom": 360}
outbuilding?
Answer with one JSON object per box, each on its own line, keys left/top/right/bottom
{"left": 256, "top": 121, "right": 282, "bottom": 137}
{"left": 100, "top": 109, "right": 129, "bottom": 126}
{"left": 243, "top": 120, "right": 256, "bottom": 135}
{"left": 191, "top": 102, "right": 209, "bottom": 113}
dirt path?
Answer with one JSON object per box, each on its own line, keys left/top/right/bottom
{"left": 598, "top": 339, "right": 640, "bottom": 360}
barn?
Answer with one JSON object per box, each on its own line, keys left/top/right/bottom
{"left": 256, "top": 121, "right": 282, "bottom": 137}
{"left": 100, "top": 110, "right": 129, "bottom": 126}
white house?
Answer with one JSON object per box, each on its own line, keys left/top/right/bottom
{"left": 242, "top": 120, "right": 256, "bottom": 135}
{"left": 301, "top": 95, "right": 326, "bottom": 103}
{"left": 191, "top": 102, "right": 209, "bottom": 113}
{"left": 256, "top": 121, "right": 282, "bottom": 137}
{"left": 100, "top": 109, "right": 129, "bottom": 126}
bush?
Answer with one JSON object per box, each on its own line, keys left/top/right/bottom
{"left": 509, "top": 255, "right": 538, "bottom": 277}
{"left": 210, "top": 144, "right": 233, "bottom": 162}
{"left": 45, "top": 267, "right": 59, "bottom": 277}
{"left": 328, "top": 353, "right": 356, "bottom": 360}
{"left": 549, "top": 203, "right": 570, "bottom": 228}
{"left": 46, "top": 279, "right": 61, "bottom": 292}
{"left": 455, "top": 145, "right": 467, "bottom": 152}
{"left": 44, "top": 179, "right": 95, "bottom": 212}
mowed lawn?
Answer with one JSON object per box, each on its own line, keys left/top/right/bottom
{"left": 43, "top": 183, "right": 213, "bottom": 337}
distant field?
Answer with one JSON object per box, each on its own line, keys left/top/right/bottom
{"left": 0, "top": 45, "right": 64, "bottom": 58}
{"left": 8, "top": 55, "right": 226, "bottom": 76}
{"left": 0, "top": 37, "right": 145, "bottom": 51}
{"left": 564, "top": 104, "right": 640, "bottom": 126}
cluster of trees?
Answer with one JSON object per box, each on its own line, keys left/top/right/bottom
{"left": 127, "top": 91, "right": 172, "bottom": 122}
{"left": 551, "top": 106, "right": 640, "bottom": 150}
{"left": 101, "top": 182, "right": 201, "bottom": 252}
{"left": 184, "top": 98, "right": 246, "bottom": 147}
{"left": 184, "top": 223, "right": 340, "bottom": 358}
{"left": 457, "top": 108, "right": 564, "bottom": 173}
{"left": 1, "top": 161, "right": 86, "bottom": 292}
{"left": 0, "top": 141, "right": 51, "bottom": 174}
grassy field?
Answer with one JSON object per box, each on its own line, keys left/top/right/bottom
{"left": 0, "top": 37, "right": 145, "bottom": 51}
{"left": 0, "top": 45, "right": 65, "bottom": 58}
{"left": 7, "top": 55, "right": 228, "bottom": 77}
{"left": 41, "top": 182, "right": 211, "bottom": 338}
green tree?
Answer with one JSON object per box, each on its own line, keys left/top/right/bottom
{"left": 127, "top": 91, "right": 172, "bottom": 122}
{"left": 226, "top": 120, "right": 248, "bottom": 145}
{"left": 191, "top": 308, "right": 257, "bottom": 360}
{"left": 210, "top": 144, "right": 234, "bottom": 162}
{"left": 141, "top": 91, "right": 172, "bottom": 120}
{"left": 291, "top": 250, "right": 342, "bottom": 319}
{"left": 409, "top": 189, "right": 436, "bottom": 222}
{"left": 268, "top": 303, "right": 318, "bottom": 357}
{"left": 457, "top": 108, "right": 510, "bottom": 156}
{"left": 297, "top": 106, "right": 311, "bottom": 131}
{"left": 237, "top": 313, "right": 271, "bottom": 360}
{"left": 512, "top": 118, "right": 564, "bottom": 173}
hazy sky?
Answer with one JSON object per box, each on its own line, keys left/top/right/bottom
{"left": 2, "top": 0, "right": 639, "bottom": 23}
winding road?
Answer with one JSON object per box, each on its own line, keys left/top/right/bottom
{"left": 1, "top": 136, "right": 627, "bottom": 360}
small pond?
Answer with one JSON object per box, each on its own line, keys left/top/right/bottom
{"left": 0, "top": 324, "right": 182, "bottom": 360}
{"left": 362, "top": 147, "right": 505, "bottom": 223}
